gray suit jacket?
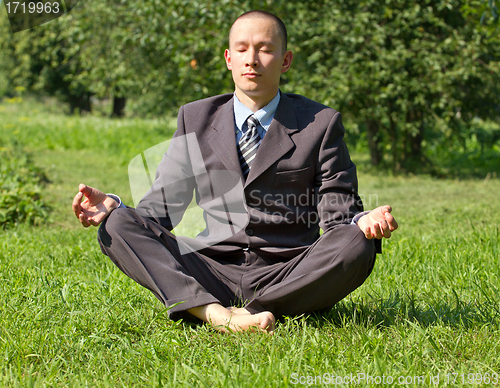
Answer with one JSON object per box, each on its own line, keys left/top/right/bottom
{"left": 137, "top": 92, "right": 372, "bottom": 256}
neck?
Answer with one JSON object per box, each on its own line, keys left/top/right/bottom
{"left": 235, "top": 89, "right": 278, "bottom": 112}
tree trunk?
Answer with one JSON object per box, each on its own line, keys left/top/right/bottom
{"left": 111, "top": 96, "right": 127, "bottom": 117}
{"left": 410, "top": 112, "right": 424, "bottom": 159}
{"left": 68, "top": 93, "right": 92, "bottom": 114}
{"left": 389, "top": 116, "right": 400, "bottom": 172}
{"left": 366, "top": 120, "right": 382, "bottom": 166}
{"left": 403, "top": 109, "right": 424, "bottom": 171}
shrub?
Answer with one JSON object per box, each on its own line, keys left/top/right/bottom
{"left": 0, "top": 147, "right": 51, "bottom": 228}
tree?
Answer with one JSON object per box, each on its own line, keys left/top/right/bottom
{"left": 1, "top": 0, "right": 498, "bottom": 171}
{"left": 1, "top": 0, "right": 288, "bottom": 114}
{"left": 0, "top": 5, "right": 95, "bottom": 113}
{"left": 287, "top": 0, "right": 500, "bottom": 171}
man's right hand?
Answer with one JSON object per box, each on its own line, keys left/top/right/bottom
{"left": 72, "top": 184, "right": 119, "bottom": 227}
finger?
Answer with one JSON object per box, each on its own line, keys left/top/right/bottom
{"left": 88, "top": 216, "right": 103, "bottom": 227}
{"left": 72, "top": 192, "right": 84, "bottom": 218}
{"left": 372, "top": 222, "right": 383, "bottom": 239}
{"left": 384, "top": 212, "right": 398, "bottom": 231}
{"left": 379, "top": 219, "right": 392, "bottom": 238}
{"left": 79, "top": 213, "right": 90, "bottom": 228}
{"left": 381, "top": 205, "right": 392, "bottom": 214}
{"left": 364, "top": 225, "right": 373, "bottom": 239}
{"left": 79, "top": 183, "right": 93, "bottom": 198}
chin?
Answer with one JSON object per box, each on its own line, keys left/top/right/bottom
{"left": 239, "top": 81, "right": 260, "bottom": 89}
{"left": 237, "top": 86, "right": 259, "bottom": 95}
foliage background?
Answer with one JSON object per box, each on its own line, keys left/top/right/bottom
{"left": 1, "top": 0, "right": 499, "bottom": 173}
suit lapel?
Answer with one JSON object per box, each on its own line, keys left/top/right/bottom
{"left": 245, "top": 93, "right": 299, "bottom": 186}
{"left": 207, "top": 97, "right": 244, "bottom": 180}
{"left": 206, "top": 94, "right": 299, "bottom": 186}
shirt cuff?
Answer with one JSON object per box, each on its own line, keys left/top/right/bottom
{"left": 106, "top": 193, "right": 126, "bottom": 209}
{"left": 351, "top": 211, "right": 370, "bottom": 225}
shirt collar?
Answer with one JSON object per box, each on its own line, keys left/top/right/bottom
{"left": 234, "top": 92, "right": 281, "bottom": 133}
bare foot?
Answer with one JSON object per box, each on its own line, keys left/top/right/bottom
{"left": 188, "top": 303, "right": 275, "bottom": 334}
{"left": 228, "top": 306, "right": 251, "bottom": 315}
{"left": 225, "top": 311, "right": 275, "bottom": 333}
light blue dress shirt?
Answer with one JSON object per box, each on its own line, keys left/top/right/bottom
{"left": 233, "top": 92, "right": 281, "bottom": 143}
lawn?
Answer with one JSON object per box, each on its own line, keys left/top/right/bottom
{"left": 1, "top": 98, "right": 499, "bottom": 387}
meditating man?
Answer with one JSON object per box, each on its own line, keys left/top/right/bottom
{"left": 72, "top": 10, "right": 398, "bottom": 333}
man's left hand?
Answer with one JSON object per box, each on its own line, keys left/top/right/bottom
{"left": 357, "top": 205, "right": 398, "bottom": 239}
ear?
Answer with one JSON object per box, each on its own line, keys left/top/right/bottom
{"left": 281, "top": 50, "right": 293, "bottom": 74}
{"left": 224, "top": 49, "right": 232, "bottom": 70}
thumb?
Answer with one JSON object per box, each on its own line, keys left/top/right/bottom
{"left": 79, "top": 183, "right": 93, "bottom": 198}
{"left": 380, "top": 205, "right": 392, "bottom": 215}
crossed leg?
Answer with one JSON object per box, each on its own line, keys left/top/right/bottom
{"left": 98, "top": 207, "right": 275, "bottom": 333}
{"left": 98, "top": 208, "right": 375, "bottom": 333}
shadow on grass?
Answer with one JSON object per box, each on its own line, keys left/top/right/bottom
{"left": 307, "top": 291, "right": 500, "bottom": 330}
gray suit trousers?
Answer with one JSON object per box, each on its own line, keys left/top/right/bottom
{"left": 98, "top": 207, "right": 376, "bottom": 321}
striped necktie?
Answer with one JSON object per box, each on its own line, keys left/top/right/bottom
{"left": 237, "top": 115, "right": 262, "bottom": 179}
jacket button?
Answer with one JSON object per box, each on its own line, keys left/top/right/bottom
{"left": 246, "top": 228, "right": 254, "bottom": 236}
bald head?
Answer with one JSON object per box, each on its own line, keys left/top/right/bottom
{"left": 229, "top": 11, "right": 288, "bottom": 54}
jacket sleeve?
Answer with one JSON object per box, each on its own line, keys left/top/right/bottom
{"left": 135, "top": 105, "right": 196, "bottom": 230}
{"left": 315, "top": 111, "right": 363, "bottom": 231}
{"left": 315, "top": 111, "right": 382, "bottom": 253}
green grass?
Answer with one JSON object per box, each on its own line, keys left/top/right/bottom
{"left": 1, "top": 97, "right": 500, "bottom": 387}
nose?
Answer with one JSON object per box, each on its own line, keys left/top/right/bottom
{"left": 245, "top": 48, "right": 259, "bottom": 67}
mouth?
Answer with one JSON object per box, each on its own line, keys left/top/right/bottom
{"left": 243, "top": 73, "right": 260, "bottom": 79}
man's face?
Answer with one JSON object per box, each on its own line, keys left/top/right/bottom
{"left": 224, "top": 17, "right": 292, "bottom": 107}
